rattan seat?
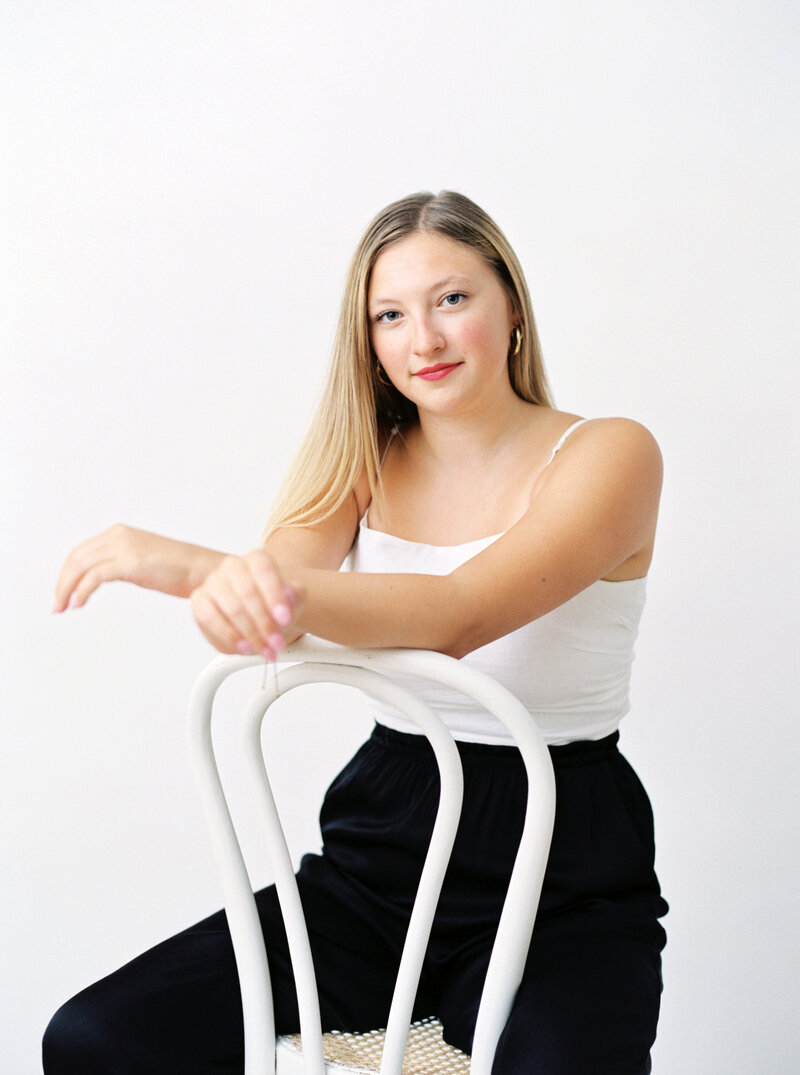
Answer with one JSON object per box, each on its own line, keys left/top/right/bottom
{"left": 278, "top": 1017, "right": 471, "bottom": 1074}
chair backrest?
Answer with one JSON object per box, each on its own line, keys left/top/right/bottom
{"left": 187, "top": 639, "right": 556, "bottom": 1075}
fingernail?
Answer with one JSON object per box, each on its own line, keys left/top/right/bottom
{"left": 236, "top": 640, "right": 254, "bottom": 654}
{"left": 68, "top": 594, "right": 80, "bottom": 609}
{"left": 272, "top": 603, "right": 292, "bottom": 626}
{"left": 261, "top": 646, "right": 277, "bottom": 662}
{"left": 283, "top": 584, "right": 296, "bottom": 605}
{"left": 52, "top": 603, "right": 62, "bottom": 614}
{"left": 267, "top": 632, "right": 286, "bottom": 652}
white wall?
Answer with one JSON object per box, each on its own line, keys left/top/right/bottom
{"left": 3, "top": 2, "right": 799, "bottom": 1071}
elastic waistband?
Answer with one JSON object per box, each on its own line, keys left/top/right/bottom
{"left": 370, "top": 723, "right": 620, "bottom": 769}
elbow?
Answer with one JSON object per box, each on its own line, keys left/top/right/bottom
{"left": 441, "top": 626, "right": 486, "bottom": 660}
{"left": 428, "top": 578, "right": 481, "bottom": 660}
{"left": 439, "top": 636, "right": 471, "bottom": 661}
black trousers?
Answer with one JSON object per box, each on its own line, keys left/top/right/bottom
{"left": 43, "top": 726, "right": 668, "bottom": 1074}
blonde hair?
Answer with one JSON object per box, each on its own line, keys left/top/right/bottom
{"left": 264, "top": 190, "right": 553, "bottom": 537}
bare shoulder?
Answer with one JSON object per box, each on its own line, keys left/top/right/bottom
{"left": 517, "top": 414, "right": 663, "bottom": 583}
{"left": 587, "top": 415, "right": 660, "bottom": 455}
{"left": 552, "top": 415, "right": 662, "bottom": 484}
{"left": 533, "top": 415, "right": 663, "bottom": 537}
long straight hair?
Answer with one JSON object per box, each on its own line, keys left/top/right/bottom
{"left": 264, "top": 191, "right": 553, "bottom": 537}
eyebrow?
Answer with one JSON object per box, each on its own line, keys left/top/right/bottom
{"left": 369, "top": 275, "right": 472, "bottom": 309}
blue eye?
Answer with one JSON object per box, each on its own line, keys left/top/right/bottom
{"left": 376, "top": 310, "right": 401, "bottom": 324}
{"left": 442, "top": 292, "right": 466, "bottom": 307}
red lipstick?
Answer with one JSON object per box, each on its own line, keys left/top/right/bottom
{"left": 415, "top": 362, "right": 461, "bottom": 381}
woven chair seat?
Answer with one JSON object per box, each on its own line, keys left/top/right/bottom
{"left": 278, "top": 1016, "right": 471, "bottom": 1074}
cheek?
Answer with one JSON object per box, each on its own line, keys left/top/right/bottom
{"left": 457, "top": 316, "right": 507, "bottom": 359}
{"left": 372, "top": 332, "right": 401, "bottom": 368}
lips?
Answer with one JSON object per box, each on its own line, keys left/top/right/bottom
{"left": 414, "top": 362, "right": 461, "bottom": 381}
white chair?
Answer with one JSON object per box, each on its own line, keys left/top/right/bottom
{"left": 187, "top": 639, "right": 556, "bottom": 1075}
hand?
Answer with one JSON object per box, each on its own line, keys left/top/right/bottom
{"left": 53, "top": 524, "right": 225, "bottom": 611}
{"left": 189, "top": 550, "right": 305, "bottom": 659}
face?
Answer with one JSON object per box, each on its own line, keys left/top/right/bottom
{"left": 367, "top": 231, "right": 517, "bottom": 417}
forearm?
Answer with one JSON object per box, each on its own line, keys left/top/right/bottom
{"left": 54, "top": 525, "right": 229, "bottom": 611}
{"left": 286, "top": 567, "right": 467, "bottom": 656}
{"left": 178, "top": 542, "right": 228, "bottom": 597}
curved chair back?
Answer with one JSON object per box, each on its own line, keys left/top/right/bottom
{"left": 187, "top": 639, "right": 556, "bottom": 1075}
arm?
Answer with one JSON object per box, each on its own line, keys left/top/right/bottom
{"left": 53, "top": 524, "right": 229, "bottom": 611}
{"left": 54, "top": 473, "right": 366, "bottom": 650}
{"left": 53, "top": 503, "right": 361, "bottom": 615}
{"left": 189, "top": 476, "right": 366, "bottom": 656}
{"left": 192, "top": 419, "right": 662, "bottom": 659}
{"left": 288, "top": 419, "right": 661, "bottom": 657}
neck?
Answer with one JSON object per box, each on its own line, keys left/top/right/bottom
{"left": 414, "top": 392, "right": 537, "bottom": 468}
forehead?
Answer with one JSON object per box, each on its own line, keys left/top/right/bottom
{"left": 368, "top": 231, "right": 491, "bottom": 299}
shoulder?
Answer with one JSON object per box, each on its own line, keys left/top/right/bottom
{"left": 536, "top": 414, "right": 662, "bottom": 508}
{"left": 549, "top": 414, "right": 661, "bottom": 470}
{"left": 587, "top": 417, "right": 661, "bottom": 481}
{"left": 575, "top": 416, "right": 660, "bottom": 461}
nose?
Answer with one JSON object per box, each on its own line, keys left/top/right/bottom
{"left": 411, "top": 314, "right": 445, "bottom": 357}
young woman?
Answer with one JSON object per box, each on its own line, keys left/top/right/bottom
{"left": 45, "top": 191, "right": 668, "bottom": 1073}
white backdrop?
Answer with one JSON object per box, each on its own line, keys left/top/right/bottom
{"left": 3, "top": 2, "right": 799, "bottom": 1072}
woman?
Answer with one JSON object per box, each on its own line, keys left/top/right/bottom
{"left": 45, "top": 191, "right": 668, "bottom": 1073}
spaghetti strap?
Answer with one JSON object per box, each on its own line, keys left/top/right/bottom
{"left": 363, "top": 426, "right": 400, "bottom": 528}
{"left": 545, "top": 418, "right": 589, "bottom": 466}
{"left": 379, "top": 425, "right": 399, "bottom": 469}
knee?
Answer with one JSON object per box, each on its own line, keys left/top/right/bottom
{"left": 490, "top": 1005, "right": 654, "bottom": 1075}
{"left": 42, "top": 991, "right": 116, "bottom": 1074}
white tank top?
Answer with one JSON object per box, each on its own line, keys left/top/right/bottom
{"left": 347, "top": 419, "right": 648, "bottom": 746}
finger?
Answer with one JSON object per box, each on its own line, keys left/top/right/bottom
{"left": 275, "top": 581, "right": 306, "bottom": 632}
{"left": 224, "top": 558, "right": 286, "bottom": 653}
{"left": 54, "top": 544, "right": 93, "bottom": 611}
{"left": 192, "top": 587, "right": 278, "bottom": 659}
{"left": 284, "top": 581, "right": 305, "bottom": 615}
{"left": 221, "top": 553, "right": 291, "bottom": 653}
{"left": 203, "top": 568, "right": 273, "bottom": 657}
{"left": 68, "top": 563, "right": 117, "bottom": 609}
{"left": 190, "top": 587, "right": 246, "bottom": 654}
{"left": 54, "top": 525, "right": 135, "bottom": 611}
{"left": 245, "top": 554, "right": 297, "bottom": 639}
{"left": 54, "top": 550, "right": 115, "bottom": 611}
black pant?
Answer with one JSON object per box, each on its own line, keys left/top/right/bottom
{"left": 43, "top": 726, "right": 668, "bottom": 1073}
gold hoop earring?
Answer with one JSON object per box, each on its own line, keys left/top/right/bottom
{"left": 375, "top": 361, "right": 392, "bottom": 387}
{"left": 511, "top": 326, "right": 523, "bottom": 357}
